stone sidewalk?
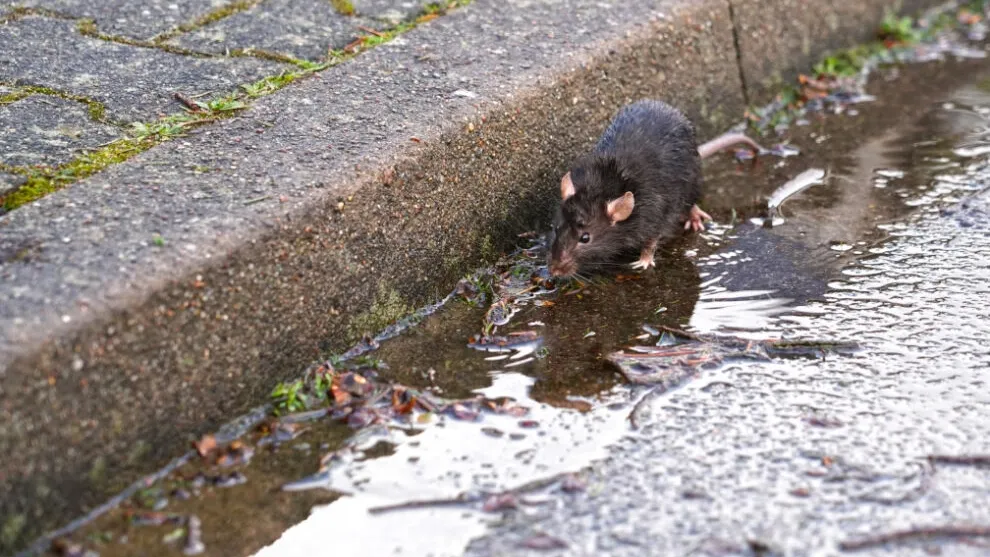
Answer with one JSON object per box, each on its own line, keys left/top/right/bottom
{"left": 0, "top": 0, "right": 436, "bottom": 202}
{"left": 0, "top": 0, "right": 939, "bottom": 553}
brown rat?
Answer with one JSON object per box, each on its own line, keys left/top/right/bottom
{"left": 547, "top": 99, "right": 764, "bottom": 278}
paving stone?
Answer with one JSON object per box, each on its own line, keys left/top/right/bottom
{"left": 169, "top": 0, "right": 382, "bottom": 61}
{"left": 0, "top": 170, "right": 25, "bottom": 197}
{"left": 351, "top": 0, "right": 434, "bottom": 24}
{"left": 0, "top": 16, "right": 289, "bottom": 123}
{"left": 6, "top": 0, "right": 244, "bottom": 40}
{"left": 0, "top": 95, "right": 122, "bottom": 167}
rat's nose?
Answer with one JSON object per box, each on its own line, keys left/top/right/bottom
{"left": 549, "top": 259, "right": 575, "bottom": 278}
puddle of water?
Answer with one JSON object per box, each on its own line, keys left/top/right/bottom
{"left": 249, "top": 58, "right": 990, "bottom": 557}
{"left": 254, "top": 373, "right": 632, "bottom": 557}
{"left": 33, "top": 8, "right": 990, "bottom": 557}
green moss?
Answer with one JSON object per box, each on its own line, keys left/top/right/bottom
{"left": 330, "top": 0, "right": 355, "bottom": 16}
{"left": 153, "top": 0, "right": 261, "bottom": 42}
{"left": 0, "top": 85, "right": 107, "bottom": 121}
{"left": 878, "top": 9, "right": 920, "bottom": 43}
{"left": 0, "top": 513, "right": 26, "bottom": 551}
{"left": 2, "top": 0, "right": 477, "bottom": 213}
{"left": 443, "top": 254, "right": 463, "bottom": 273}
{"left": 240, "top": 72, "right": 301, "bottom": 97}
{"left": 88, "top": 456, "right": 108, "bottom": 485}
{"left": 1, "top": 137, "right": 148, "bottom": 210}
{"left": 478, "top": 234, "right": 497, "bottom": 262}
{"left": 127, "top": 439, "right": 151, "bottom": 464}
{"left": 349, "top": 283, "right": 413, "bottom": 339}
{"left": 0, "top": 90, "right": 31, "bottom": 105}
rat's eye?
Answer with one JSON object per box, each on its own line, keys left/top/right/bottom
{"left": 579, "top": 232, "right": 591, "bottom": 244}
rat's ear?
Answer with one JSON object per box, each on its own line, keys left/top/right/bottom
{"left": 606, "top": 191, "right": 635, "bottom": 224}
{"left": 560, "top": 172, "right": 576, "bottom": 200}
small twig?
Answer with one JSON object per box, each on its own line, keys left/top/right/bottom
{"left": 243, "top": 195, "right": 271, "bottom": 205}
{"left": 357, "top": 25, "right": 385, "bottom": 37}
{"left": 173, "top": 92, "right": 204, "bottom": 112}
{"left": 368, "top": 472, "right": 573, "bottom": 515}
{"left": 368, "top": 494, "right": 480, "bottom": 515}
{"left": 343, "top": 37, "right": 364, "bottom": 53}
{"left": 659, "top": 325, "right": 704, "bottom": 342}
{"left": 627, "top": 387, "right": 659, "bottom": 430}
{"left": 928, "top": 455, "right": 990, "bottom": 467}
{"left": 839, "top": 526, "right": 990, "bottom": 551}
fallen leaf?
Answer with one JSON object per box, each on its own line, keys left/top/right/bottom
{"left": 483, "top": 493, "right": 518, "bottom": 512}
{"left": 790, "top": 487, "right": 811, "bottom": 498}
{"left": 192, "top": 434, "right": 217, "bottom": 458}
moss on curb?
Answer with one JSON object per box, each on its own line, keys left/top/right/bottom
{"left": 348, "top": 284, "right": 414, "bottom": 340}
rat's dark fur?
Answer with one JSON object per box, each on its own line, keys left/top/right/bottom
{"left": 549, "top": 100, "right": 701, "bottom": 276}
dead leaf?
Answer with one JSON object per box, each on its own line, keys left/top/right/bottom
{"left": 192, "top": 434, "right": 217, "bottom": 458}
{"left": 482, "top": 493, "right": 518, "bottom": 512}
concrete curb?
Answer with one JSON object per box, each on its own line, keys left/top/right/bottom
{"left": 0, "top": 0, "right": 941, "bottom": 550}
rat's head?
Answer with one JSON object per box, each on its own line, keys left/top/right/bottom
{"left": 548, "top": 159, "right": 635, "bottom": 278}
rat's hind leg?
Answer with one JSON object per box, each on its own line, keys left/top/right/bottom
{"left": 630, "top": 237, "right": 659, "bottom": 270}
{"left": 684, "top": 204, "right": 712, "bottom": 232}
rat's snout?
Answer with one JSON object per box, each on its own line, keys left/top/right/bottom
{"left": 549, "top": 251, "right": 578, "bottom": 278}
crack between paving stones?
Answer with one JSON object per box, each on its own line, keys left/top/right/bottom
{"left": 0, "top": 1, "right": 473, "bottom": 213}
{"left": 726, "top": 0, "right": 751, "bottom": 108}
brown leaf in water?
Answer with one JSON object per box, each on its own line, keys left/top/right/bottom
{"left": 450, "top": 402, "right": 480, "bottom": 421}
{"left": 192, "top": 434, "right": 217, "bottom": 458}
{"left": 331, "top": 382, "right": 352, "bottom": 406}
{"left": 340, "top": 372, "right": 371, "bottom": 395}
{"left": 790, "top": 487, "right": 811, "bottom": 498}
{"left": 482, "top": 493, "right": 519, "bottom": 512}
{"left": 391, "top": 387, "right": 417, "bottom": 415}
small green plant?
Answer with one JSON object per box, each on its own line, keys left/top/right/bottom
{"left": 309, "top": 368, "right": 331, "bottom": 400}
{"left": 330, "top": 0, "right": 355, "bottom": 16}
{"left": 271, "top": 379, "right": 308, "bottom": 415}
{"left": 878, "top": 9, "right": 920, "bottom": 43}
{"left": 206, "top": 97, "right": 247, "bottom": 113}
{"left": 152, "top": 234, "right": 165, "bottom": 247}
{"left": 354, "top": 355, "right": 385, "bottom": 369}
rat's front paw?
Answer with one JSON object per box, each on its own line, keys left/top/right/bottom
{"left": 685, "top": 204, "right": 712, "bottom": 232}
{"left": 630, "top": 257, "right": 656, "bottom": 271}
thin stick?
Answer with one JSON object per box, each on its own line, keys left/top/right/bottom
{"left": 367, "top": 472, "right": 571, "bottom": 515}
{"left": 928, "top": 455, "right": 990, "bottom": 466}
{"left": 367, "top": 495, "right": 478, "bottom": 515}
{"left": 243, "top": 195, "right": 270, "bottom": 205}
{"left": 839, "top": 526, "right": 990, "bottom": 551}
{"left": 173, "top": 92, "right": 204, "bottom": 112}
{"left": 357, "top": 25, "right": 385, "bottom": 37}
{"left": 658, "top": 325, "right": 704, "bottom": 342}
